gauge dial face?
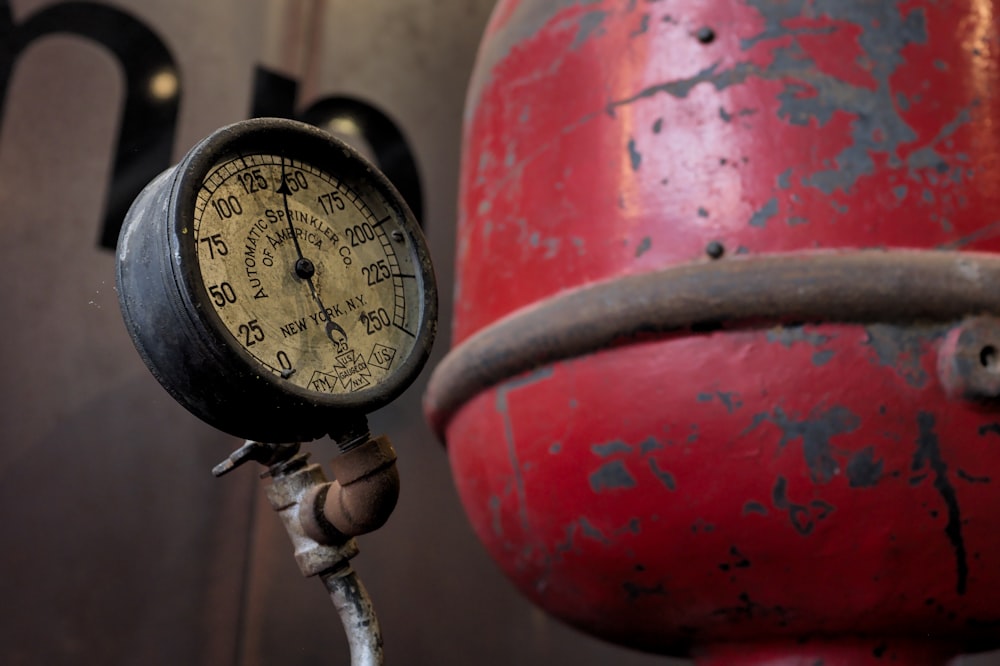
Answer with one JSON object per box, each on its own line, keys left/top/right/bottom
{"left": 193, "top": 154, "right": 421, "bottom": 398}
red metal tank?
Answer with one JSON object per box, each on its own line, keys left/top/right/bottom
{"left": 425, "top": 1, "right": 1000, "bottom": 663}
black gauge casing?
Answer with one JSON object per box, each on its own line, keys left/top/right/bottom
{"left": 116, "top": 118, "right": 437, "bottom": 443}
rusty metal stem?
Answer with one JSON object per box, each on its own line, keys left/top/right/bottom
{"left": 425, "top": 250, "right": 1000, "bottom": 438}
{"left": 322, "top": 567, "right": 384, "bottom": 666}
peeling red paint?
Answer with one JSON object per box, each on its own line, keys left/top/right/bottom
{"left": 447, "top": 326, "right": 1000, "bottom": 655}
{"left": 444, "top": 0, "right": 1000, "bottom": 662}
{"left": 454, "top": 0, "right": 1000, "bottom": 344}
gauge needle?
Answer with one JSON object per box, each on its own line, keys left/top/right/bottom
{"left": 279, "top": 159, "right": 347, "bottom": 348}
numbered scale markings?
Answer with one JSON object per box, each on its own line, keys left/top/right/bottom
{"left": 116, "top": 118, "right": 436, "bottom": 442}
{"left": 194, "top": 153, "right": 416, "bottom": 395}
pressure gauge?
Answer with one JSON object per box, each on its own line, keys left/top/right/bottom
{"left": 117, "top": 118, "right": 436, "bottom": 442}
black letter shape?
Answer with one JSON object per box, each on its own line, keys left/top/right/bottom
{"left": 252, "top": 66, "right": 423, "bottom": 224}
{"left": 0, "top": 1, "right": 180, "bottom": 249}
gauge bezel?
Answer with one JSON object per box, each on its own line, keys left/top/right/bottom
{"left": 119, "top": 117, "right": 436, "bottom": 442}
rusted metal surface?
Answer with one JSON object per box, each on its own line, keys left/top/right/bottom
{"left": 452, "top": 0, "right": 1000, "bottom": 345}
{"left": 300, "top": 435, "right": 401, "bottom": 539}
{"left": 426, "top": 250, "right": 1000, "bottom": 437}
{"left": 212, "top": 440, "right": 302, "bottom": 477}
{"left": 322, "top": 567, "right": 385, "bottom": 666}
{"left": 264, "top": 453, "right": 360, "bottom": 577}
{"left": 435, "top": 0, "right": 1000, "bottom": 662}
{"left": 259, "top": 441, "right": 386, "bottom": 666}
{"left": 445, "top": 323, "right": 1000, "bottom": 657}
{"left": 938, "top": 316, "right": 1000, "bottom": 402}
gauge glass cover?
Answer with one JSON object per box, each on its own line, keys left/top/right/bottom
{"left": 193, "top": 152, "right": 423, "bottom": 399}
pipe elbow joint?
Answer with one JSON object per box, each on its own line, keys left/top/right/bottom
{"left": 300, "top": 435, "right": 400, "bottom": 543}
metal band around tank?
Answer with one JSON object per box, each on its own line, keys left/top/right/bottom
{"left": 424, "top": 250, "right": 1000, "bottom": 439}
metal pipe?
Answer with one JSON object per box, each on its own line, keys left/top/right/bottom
{"left": 424, "top": 249, "right": 1000, "bottom": 438}
{"left": 321, "top": 567, "right": 384, "bottom": 666}
{"left": 323, "top": 436, "right": 400, "bottom": 537}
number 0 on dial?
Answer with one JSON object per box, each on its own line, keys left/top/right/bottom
{"left": 116, "top": 118, "right": 437, "bottom": 442}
